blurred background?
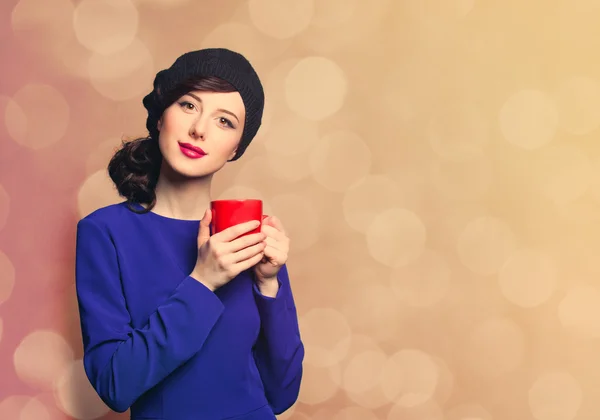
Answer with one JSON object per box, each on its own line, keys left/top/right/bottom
{"left": 2, "top": 0, "right": 600, "bottom": 419}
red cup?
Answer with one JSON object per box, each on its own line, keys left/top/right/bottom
{"left": 210, "top": 199, "right": 264, "bottom": 237}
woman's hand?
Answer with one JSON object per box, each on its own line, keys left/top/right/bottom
{"left": 253, "top": 215, "right": 289, "bottom": 284}
{"left": 191, "top": 209, "right": 266, "bottom": 291}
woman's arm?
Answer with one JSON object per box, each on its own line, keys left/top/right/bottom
{"left": 252, "top": 264, "right": 304, "bottom": 414}
{"left": 76, "top": 217, "right": 224, "bottom": 413}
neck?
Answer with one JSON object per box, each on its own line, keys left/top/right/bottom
{"left": 151, "top": 163, "right": 213, "bottom": 221}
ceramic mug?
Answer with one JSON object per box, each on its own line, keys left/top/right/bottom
{"left": 210, "top": 199, "right": 267, "bottom": 237}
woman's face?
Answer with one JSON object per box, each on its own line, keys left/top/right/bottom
{"left": 157, "top": 89, "right": 246, "bottom": 178}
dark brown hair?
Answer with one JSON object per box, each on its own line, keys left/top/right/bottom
{"left": 108, "top": 76, "right": 237, "bottom": 213}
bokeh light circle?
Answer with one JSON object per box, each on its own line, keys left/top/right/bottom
{"left": 0, "top": 396, "right": 35, "bottom": 420}
{"left": 133, "top": 0, "right": 191, "bottom": 6}
{"left": 532, "top": 144, "right": 592, "bottom": 205}
{"left": 88, "top": 38, "right": 154, "bottom": 101}
{"left": 298, "top": 363, "right": 341, "bottom": 405}
{"left": 366, "top": 208, "right": 427, "bottom": 268}
{"left": 5, "top": 84, "right": 70, "bottom": 150}
{"left": 266, "top": 153, "right": 312, "bottom": 183}
{"left": 341, "top": 275, "right": 405, "bottom": 342}
{"left": 431, "top": 356, "right": 455, "bottom": 405}
{"left": 309, "top": 130, "right": 372, "bottom": 192}
{"left": 338, "top": 335, "right": 389, "bottom": 408}
{"left": 499, "top": 89, "right": 558, "bottom": 150}
{"left": 10, "top": 0, "right": 75, "bottom": 60}
{"left": 498, "top": 249, "right": 557, "bottom": 308}
{"left": 427, "top": 105, "right": 490, "bottom": 161}
{"left": 299, "top": 308, "right": 352, "bottom": 368}
{"left": 529, "top": 371, "right": 582, "bottom": 420}
{"left": 73, "top": 0, "right": 139, "bottom": 54}
{"left": 217, "top": 185, "right": 266, "bottom": 202}
{"left": 445, "top": 403, "right": 493, "bottom": 420}
{"left": 13, "top": 330, "right": 74, "bottom": 389}
{"left": 457, "top": 216, "right": 517, "bottom": 276}
{"left": 248, "top": 0, "right": 314, "bottom": 39}
{"left": 54, "top": 359, "right": 111, "bottom": 419}
{"left": 381, "top": 349, "right": 439, "bottom": 407}
{"left": 559, "top": 286, "right": 600, "bottom": 338}
{"left": 262, "top": 115, "right": 319, "bottom": 156}
{"left": 20, "top": 397, "right": 50, "bottom": 420}
{"left": 85, "top": 137, "right": 123, "bottom": 175}
{"left": 77, "top": 170, "right": 122, "bottom": 218}
{"left": 390, "top": 249, "right": 451, "bottom": 307}
{"left": 333, "top": 406, "right": 379, "bottom": 420}
{"left": 268, "top": 193, "right": 320, "bottom": 252}
{"left": 311, "top": 0, "right": 359, "bottom": 28}
{"left": 342, "top": 349, "right": 386, "bottom": 395}
{"left": 0, "top": 250, "right": 16, "bottom": 305}
{"left": 342, "top": 175, "right": 405, "bottom": 233}
{"left": 285, "top": 57, "right": 347, "bottom": 120}
{"left": 430, "top": 154, "right": 493, "bottom": 199}
{"left": 0, "top": 183, "right": 10, "bottom": 231}
{"left": 387, "top": 399, "right": 444, "bottom": 420}
{"left": 465, "top": 317, "right": 525, "bottom": 378}
{"left": 201, "top": 23, "right": 277, "bottom": 65}
{"left": 555, "top": 76, "right": 600, "bottom": 135}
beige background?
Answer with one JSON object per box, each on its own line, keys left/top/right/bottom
{"left": 2, "top": 0, "right": 600, "bottom": 419}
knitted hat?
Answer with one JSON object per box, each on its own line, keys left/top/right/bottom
{"left": 142, "top": 48, "right": 264, "bottom": 161}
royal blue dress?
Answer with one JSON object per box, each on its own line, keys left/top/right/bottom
{"left": 75, "top": 202, "right": 304, "bottom": 419}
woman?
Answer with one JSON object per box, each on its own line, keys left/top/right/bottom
{"left": 75, "top": 48, "right": 304, "bottom": 420}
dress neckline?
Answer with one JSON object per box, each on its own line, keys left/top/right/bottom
{"left": 127, "top": 202, "right": 201, "bottom": 224}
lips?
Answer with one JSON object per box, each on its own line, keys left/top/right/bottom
{"left": 179, "top": 142, "right": 206, "bottom": 155}
{"left": 178, "top": 142, "right": 206, "bottom": 159}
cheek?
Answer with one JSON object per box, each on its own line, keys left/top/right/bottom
{"left": 220, "top": 134, "right": 242, "bottom": 155}
{"left": 207, "top": 127, "right": 241, "bottom": 152}
{"left": 158, "top": 112, "right": 185, "bottom": 144}
{"left": 157, "top": 123, "right": 180, "bottom": 157}
{"left": 159, "top": 111, "right": 177, "bottom": 134}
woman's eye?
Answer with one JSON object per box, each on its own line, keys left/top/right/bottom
{"left": 179, "top": 101, "right": 195, "bottom": 111}
{"left": 219, "top": 117, "right": 234, "bottom": 128}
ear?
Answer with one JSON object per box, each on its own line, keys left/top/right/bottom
{"left": 227, "top": 147, "right": 238, "bottom": 161}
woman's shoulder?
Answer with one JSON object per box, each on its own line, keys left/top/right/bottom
{"left": 76, "top": 202, "right": 162, "bottom": 252}
{"left": 78, "top": 201, "right": 138, "bottom": 230}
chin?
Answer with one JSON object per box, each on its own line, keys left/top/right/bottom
{"left": 163, "top": 153, "right": 224, "bottom": 179}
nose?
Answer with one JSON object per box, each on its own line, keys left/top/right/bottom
{"left": 190, "top": 114, "right": 207, "bottom": 140}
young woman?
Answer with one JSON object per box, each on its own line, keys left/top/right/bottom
{"left": 75, "top": 48, "right": 304, "bottom": 420}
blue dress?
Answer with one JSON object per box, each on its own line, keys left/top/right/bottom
{"left": 75, "top": 202, "right": 304, "bottom": 419}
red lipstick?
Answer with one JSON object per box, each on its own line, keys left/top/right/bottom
{"left": 178, "top": 142, "right": 206, "bottom": 159}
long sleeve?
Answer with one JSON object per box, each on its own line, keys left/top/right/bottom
{"left": 252, "top": 264, "right": 304, "bottom": 414}
{"left": 75, "top": 217, "right": 224, "bottom": 413}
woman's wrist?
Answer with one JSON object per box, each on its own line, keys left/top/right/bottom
{"left": 190, "top": 270, "right": 216, "bottom": 292}
{"left": 255, "top": 275, "right": 279, "bottom": 297}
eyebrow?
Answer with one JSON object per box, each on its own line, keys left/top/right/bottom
{"left": 186, "top": 93, "right": 240, "bottom": 123}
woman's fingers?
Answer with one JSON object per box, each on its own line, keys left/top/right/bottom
{"left": 263, "top": 244, "right": 287, "bottom": 265}
{"left": 225, "top": 232, "right": 266, "bottom": 253}
{"left": 235, "top": 250, "right": 266, "bottom": 272}
{"left": 262, "top": 235, "right": 285, "bottom": 252}
{"left": 216, "top": 219, "right": 262, "bottom": 242}
{"left": 265, "top": 216, "right": 287, "bottom": 235}
{"left": 229, "top": 241, "right": 266, "bottom": 264}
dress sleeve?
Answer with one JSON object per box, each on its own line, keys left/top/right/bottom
{"left": 251, "top": 264, "right": 304, "bottom": 414}
{"left": 75, "top": 217, "right": 224, "bottom": 413}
